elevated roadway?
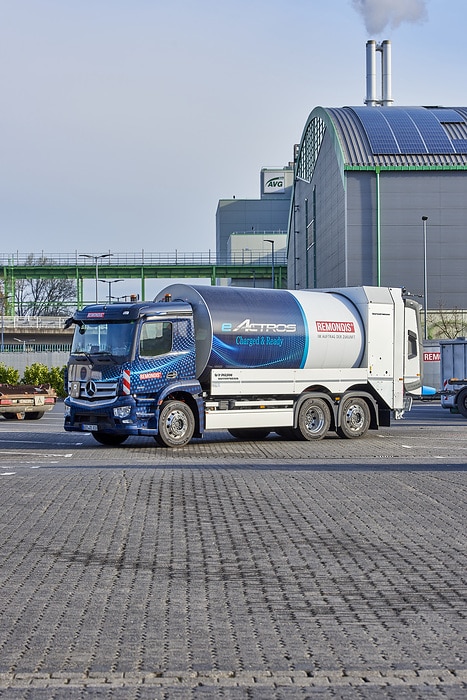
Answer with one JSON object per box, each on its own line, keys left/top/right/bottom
{"left": 1, "top": 251, "right": 288, "bottom": 310}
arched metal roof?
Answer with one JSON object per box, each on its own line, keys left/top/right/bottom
{"left": 298, "top": 106, "right": 467, "bottom": 172}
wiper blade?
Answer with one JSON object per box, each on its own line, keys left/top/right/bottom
{"left": 72, "top": 351, "right": 94, "bottom": 365}
{"left": 91, "top": 351, "right": 119, "bottom": 364}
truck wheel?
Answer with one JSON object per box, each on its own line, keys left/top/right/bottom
{"left": 228, "top": 428, "right": 270, "bottom": 440}
{"left": 156, "top": 400, "right": 195, "bottom": 447}
{"left": 25, "top": 412, "right": 45, "bottom": 420}
{"left": 295, "top": 397, "right": 331, "bottom": 440}
{"left": 337, "top": 397, "right": 370, "bottom": 439}
{"left": 457, "top": 388, "right": 467, "bottom": 418}
{"left": 3, "top": 412, "right": 25, "bottom": 420}
{"left": 92, "top": 432, "right": 128, "bottom": 446}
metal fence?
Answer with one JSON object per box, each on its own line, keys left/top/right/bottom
{"left": 0, "top": 245, "right": 287, "bottom": 267}
{"left": 1, "top": 316, "right": 69, "bottom": 329}
{"left": 0, "top": 343, "right": 71, "bottom": 353}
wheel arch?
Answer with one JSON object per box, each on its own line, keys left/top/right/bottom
{"left": 293, "top": 388, "right": 337, "bottom": 431}
{"left": 157, "top": 384, "right": 204, "bottom": 437}
{"left": 336, "top": 389, "right": 379, "bottom": 431}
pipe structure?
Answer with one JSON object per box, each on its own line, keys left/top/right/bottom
{"left": 381, "top": 40, "right": 394, "bottom": 106}
{"left": 365, "top": 40, "right": 377, "bottom": 106}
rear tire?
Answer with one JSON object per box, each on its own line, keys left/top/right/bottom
{"left": 92, "top": 432, "right": 128, "bottom": 446}
{"left": 337, "top": 396, "right": 370, "bottom": 439}
{"left": 3, "top": 412, "right": 25, "bottom": 420}
{"left": 294, "top": 397, "right": 331, "bottom": 440}
{"left": 156, "top": 400, "right": 195, "bottom": 447}
{"left": 228, "top": 428, "right": 270, "bottom": 440}
{"left": 457, "top": 388, "right": 467, "bottom": 418}
{"left": 25, "top": 412, "right": 45, "bottom": 420}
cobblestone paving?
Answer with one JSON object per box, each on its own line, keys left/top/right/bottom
{"left": 0, "top": 404, "right": 466, "bottom": 698}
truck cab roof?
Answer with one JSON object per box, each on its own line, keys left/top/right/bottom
{"left": 73, "top": 301, "right": 192, "bottom": 322}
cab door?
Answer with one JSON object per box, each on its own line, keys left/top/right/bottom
{"left": 404, "top": 299, "right": 423, "bottom": 395}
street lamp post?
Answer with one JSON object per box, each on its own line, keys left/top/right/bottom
{"left": 422, "top": 216, "right": 428, "bottom": 339}
{"left": 79, "top": 253, "right": 113, "bottom": 303}
{"left": 99, "top": 279, "right": 123, "bottom": 304}
{"left": 0, "top": 292, "right": 5, "bottom": 352}
{"left": 264, "top": 239, "right": 275, "bottom": 289}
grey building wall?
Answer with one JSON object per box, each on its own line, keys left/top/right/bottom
{"left": 216, "top": 165, "right": 293, "bottom": 261}
{"left": 378, "top": 171, "right": 467, "bottom": 309}
{"left": 216, "top": 199, "right": 291, "bottom": 259}
{"left": 346, "top": 172, "right": 377, "bottom": 286}
{"left": 290, "top": 131, "right": 346, "bottom": 289}
{"left": 291, "top": 163, "right": 467, "bottom": 309}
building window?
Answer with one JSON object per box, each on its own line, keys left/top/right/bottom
{"left": 297, "top": 117, "right": 326, "bottom": 183}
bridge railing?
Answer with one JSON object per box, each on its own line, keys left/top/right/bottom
{"left": 1, "top": 316, "right": 69, "bottom": 329}
{"left": 0, "top": 246, "right": 287, "bottom": 267}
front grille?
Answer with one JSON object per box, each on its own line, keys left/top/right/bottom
{"left": 76, "top": 381, "right": 118, "bottom": 401}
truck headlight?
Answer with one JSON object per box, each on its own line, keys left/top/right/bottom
{"left": 113, "top": 405, "right": 132, "bottom": 418}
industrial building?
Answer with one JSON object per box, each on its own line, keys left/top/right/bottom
{"left": 288, "top": 40, "right": 467, "bottom": 312}
{"left": 216, "top": 166, "right": 292, "bottom": 285}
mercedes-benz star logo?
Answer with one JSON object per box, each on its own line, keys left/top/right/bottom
{"left": 86, "top": 380, "right": 97, "bottom": 397}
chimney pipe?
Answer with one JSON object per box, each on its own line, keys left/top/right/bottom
{"left": 381, "top": 40, "right": 393, "bottom": 106}
{"left": 365, "top": 40, "right": 377, "bottom": 106}
{"left": 364, "top": 39, "right": 394, "bottom": 107}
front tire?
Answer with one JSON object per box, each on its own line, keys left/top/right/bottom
{"left": 337, "top": 396, "right": 370, "bottom": 439}
{"left": 156, "top": 400, "right": 195, "bottom": 447}
{"left": 294, "top": 397, "right": 331, "bottom": 440}
{"left": 92, "top": 432, "right": 128, "bottom": 446}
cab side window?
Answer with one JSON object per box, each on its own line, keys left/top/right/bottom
{"left": 407, "top": 330, "right": 418, "bottom": 360}
{"left": 139, "top": 322, "right": 172, "bottom": 357}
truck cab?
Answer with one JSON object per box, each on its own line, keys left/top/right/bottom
{"left": 64, "top": 301, "right": 203, "bottom": 446}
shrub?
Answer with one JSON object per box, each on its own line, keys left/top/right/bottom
{"left": 21, "top": 363, "right": 67, "bottom": 398}
{"left": 0, "top": 362, "right": 67, "bottom": 396}
{"left": 0, "top": 363, "right": 20, "bottom": 385}
{"left": 22, "top": 363, "right": 51, "bottom": 386}
{"left": 47, "top": 366, "right": 67, "bottom": 398}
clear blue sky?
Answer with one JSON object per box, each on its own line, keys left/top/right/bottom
{"left": 1, "top": 0, "right": 465, "bottom": 256}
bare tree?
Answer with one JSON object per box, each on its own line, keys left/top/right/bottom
{"left": 429, "top": 303, "right": 467, "bottom": 339}
{"left": 14, "top": 255, "right": 76, "bottom": 316}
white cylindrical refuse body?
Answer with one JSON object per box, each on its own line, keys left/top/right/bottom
{"left": 157, "top": 285, "right": 365, "bottom": 383}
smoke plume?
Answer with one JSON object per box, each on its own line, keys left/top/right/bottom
{"left": 352, "top": 0, "right": 428, "bottom": 34}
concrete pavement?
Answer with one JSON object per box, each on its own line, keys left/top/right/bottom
{"left": 0, "top": 403, "right": 466, "bottom": 698}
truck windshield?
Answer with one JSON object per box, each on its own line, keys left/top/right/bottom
{"left": 71, "top": 321, "right": 135, "bottom": 360}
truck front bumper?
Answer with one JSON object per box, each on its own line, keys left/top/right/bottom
{"left": 64, "top": 397, "right": 159, "bottom": 436}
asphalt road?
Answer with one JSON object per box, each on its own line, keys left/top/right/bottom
{"left": 0, "top": 402, "right": 466, "bottom": 698}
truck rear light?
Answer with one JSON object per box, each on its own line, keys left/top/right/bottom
{"left": 44, "top": 398, "right": 55, "bottom": 404}
{"left": 0, "top": 399, "right": 12, "bottom": 405}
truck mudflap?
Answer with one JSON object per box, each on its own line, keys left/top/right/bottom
{"left": 393, "top": 394, "right": 413, "bottom": 420}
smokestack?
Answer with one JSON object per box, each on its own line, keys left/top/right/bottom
{"left": 364, "top": 39, "right": 394, "bottom": 107}
{"left": 365, "top": 40, "right": 377, "bottom": 106}
{"left": 381, "top": 40, "right": 393, "bottom": 106}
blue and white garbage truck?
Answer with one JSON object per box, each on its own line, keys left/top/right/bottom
{"left": 64, "top": 284, "right": 423, "bottom": 447}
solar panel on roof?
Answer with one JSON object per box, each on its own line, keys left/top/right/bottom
{"left": 350, "top": 106, "right": 460, "bottom": 155}
{"left": 409, "top": 108, "right": 455, "bottom": 153}
{"left": 351, "top": 107, "right": 399, "bottom": 153}
{"left": 451, "top": 138, "right": 467, "bottom": 154}
{"left": 429, "top": 108, "right": 464, "bottom": 123}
